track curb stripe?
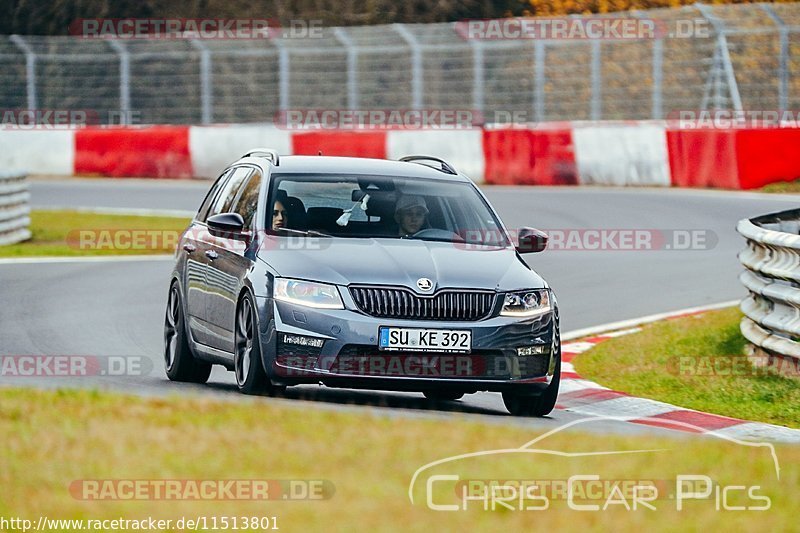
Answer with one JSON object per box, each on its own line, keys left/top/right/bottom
{"left": 559, "top": 304, "right": 800, "bottom": 443}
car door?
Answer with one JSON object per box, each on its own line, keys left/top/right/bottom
{"left": 202, "top": 166, "right": 257, "bottom": 354}
{"left": 182, "top": 167, "right": 234, "bottom": 347}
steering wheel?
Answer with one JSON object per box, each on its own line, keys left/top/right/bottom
{"left": 408, "top": 228, "right": 464, "bottom": 242}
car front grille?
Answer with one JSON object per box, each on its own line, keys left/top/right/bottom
{"left": 349, "top": 286, "right": 495, "bottom": 321}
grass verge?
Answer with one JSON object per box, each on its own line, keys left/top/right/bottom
{"left": 759, "top": 180, "right": 800, "bottom": 193}
{"left": 0, "top": 387, "right": 798, "bottom": 531}
{"left": 0, "top": 210, "right": 190, "bottom": 257}
{"left": 575, "top": 306, "right": 800, "bottom": 428}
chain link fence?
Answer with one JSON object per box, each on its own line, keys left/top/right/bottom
{"left": 1, "top": 3, "right": 799, "bottom": 125}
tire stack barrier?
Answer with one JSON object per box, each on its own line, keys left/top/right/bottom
{"left": 738, "top": 209, "right": 800, "bottom": 375}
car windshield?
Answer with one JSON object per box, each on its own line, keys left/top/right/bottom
{"left": 267, "top": 174, "right": 509, "bottom": 246}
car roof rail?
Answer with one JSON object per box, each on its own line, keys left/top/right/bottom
{"left": 399, "top": 155, "right": 457, "bottom": 175}
{"left": 242, "top": 148, "right": 280, "bottom": 166}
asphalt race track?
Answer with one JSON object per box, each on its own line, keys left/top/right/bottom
{"left": 4, "top": 178, "right": 800, "bottom": 434}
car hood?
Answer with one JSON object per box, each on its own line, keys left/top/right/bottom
{"left": 257, "top": 237, "right": 546, "bottom": 291}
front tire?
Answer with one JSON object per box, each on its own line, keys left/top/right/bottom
{"left": 234, "top": 293, "right": 270, "bottom": 394}
{"left": 503, "top": 324, "right": 561, "bottom": 417}
{"left": 164, "top": 283, "right": 212, "bottom": 383}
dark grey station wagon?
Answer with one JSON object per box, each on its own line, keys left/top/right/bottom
{"left": 165, "top": 149, "right": 560, "bottom": 416}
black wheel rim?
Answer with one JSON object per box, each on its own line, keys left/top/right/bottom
{"left": 235, "top": 299, "right": 253, "bottom": 386}
{"left": 164, "top": 286, "right": 180, "bottom": 371}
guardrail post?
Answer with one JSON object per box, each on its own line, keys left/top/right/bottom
{"left": 108, "top": 40, "right": 131, "bottom": 125}
{"left": 334, "top": 28, "right": 359, "bottom": 110}
{"left": 190, "top": 40, "right": 213, "bottom": 124}
{"left": 394, "top": 24, "right": 423, "bottom": 110}
{"left": 760, "top": 4, "right": 789, "bottom": 112}
{"left": 9, "top": 35, "right": 37, "bottom": 112}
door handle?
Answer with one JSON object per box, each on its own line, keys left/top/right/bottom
{"left": 182, "top": 243, "right": 196, "bottom": 253}
{"left": 205, "top": 250, "right": 219, "bottom": 260}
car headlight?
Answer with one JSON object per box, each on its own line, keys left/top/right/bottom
{"left": 500, "top": 289, "right": 551, "bottom": 318}
{"left": 273, "top": 278, "right": 344, "bottom": 309}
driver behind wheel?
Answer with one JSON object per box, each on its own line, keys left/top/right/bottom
{"left": 395, "top": 195, "right": 430, "bottom": 237}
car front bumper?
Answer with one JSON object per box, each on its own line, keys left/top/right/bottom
{"left": 255, "top": 295, "right": 558, "bottom": 394}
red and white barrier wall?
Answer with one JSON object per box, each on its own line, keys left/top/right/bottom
{"left": 2, "top": 123, "right": 799, "bottom": 190}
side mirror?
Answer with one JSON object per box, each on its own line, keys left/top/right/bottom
{"left": 516, "top": 227, "right": 548, "bottom": 254}
{"left": 207, "top": 212, "right": 245, "bottom": 233}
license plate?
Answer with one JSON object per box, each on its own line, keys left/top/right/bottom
{"left": 378, "top": 327, "right": 472, "bottom": 353}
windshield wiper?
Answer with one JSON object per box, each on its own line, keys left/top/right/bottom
{"left": 274, "top": 227, "right": 332, "bottom": 238}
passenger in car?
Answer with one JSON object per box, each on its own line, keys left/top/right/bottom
{"left": 272, "top": 192, "right": 289, "bottom": 230}
{"left": 394, "top": 195, "right": 429, "bottom": 237}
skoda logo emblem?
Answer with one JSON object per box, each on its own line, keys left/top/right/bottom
{"left": 416, "top": 278, "right": 433, "bottom": 292}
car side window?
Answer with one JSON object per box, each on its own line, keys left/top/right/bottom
{"left": 231, "top": 170, "right": 263, "bottom": 229}
{"left": 208, "top": 167, "right": 253, "bottom": 219}
{"left": 197, "top": 168, "right": 234, "bottom": 222}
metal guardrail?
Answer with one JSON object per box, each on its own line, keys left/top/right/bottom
{"left": 0, "top": 172, "right": 31, "bottom": 246}
{"left": 737, "top": 209, "right": 800, "bottom": 366}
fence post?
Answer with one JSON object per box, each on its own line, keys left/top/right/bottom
{"left": 9, "top": 35, "right": 37, "bottom": 112}
{"left": 697, "top": 3, "right": 743, "bottom": 112}
{"left": 760, "top": 4, "right": 789, "bottom": 112}
{"left": 108, "top": 40, "right": 131, "bottom": 125}
{"left": 393, "top": 24, "right": 423, "bottom": 110}
{"left": 651, "top": 38, "right": 664, "bottom": 119}
{"left": 534, "top": 40, "right": 546, "bottom": 123}
{"left": 470, "top": 38, "right": 484, "bottom": 122}
{"left": 333, "top": 27, "right": 359, "bottom": 110}
{"left": 191, "top": 40, "right": 213, "bottom": 124}
{"left": 590, "top": 40, "right": 602, "bottom": 120}
{"left": 634, "top": 10, "right": 663, "bottom": 119}
{"left": 275, "top": 41, "right": 290, "bottom": 113}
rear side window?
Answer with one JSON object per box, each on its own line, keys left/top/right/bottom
{"left": 231, "top": 170, "right": 263, "bottom": 229}
{"left": 208, "top": 167, "right": 253, "bottom": 218}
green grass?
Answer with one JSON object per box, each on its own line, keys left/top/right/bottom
{"left": 759, "top": 180, "right": 800, "bottom": 193}
{"left": 0, "top": 210, "right": 191, "bottom": 257}
{"left": 575, "top": 307, "right": 800, "bottom": 428}
{"left": 0, "top": 387, "right": 798, "bottom": 532}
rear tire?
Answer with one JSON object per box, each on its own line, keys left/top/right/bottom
{"left": 164, "top": 283, "right": 212, "bottom": 384}
{"left": 234, "top": 293, "right": 270, "bottom": 395}
{"left": 423, "top": 391, "right": 465, "bottom": 402}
